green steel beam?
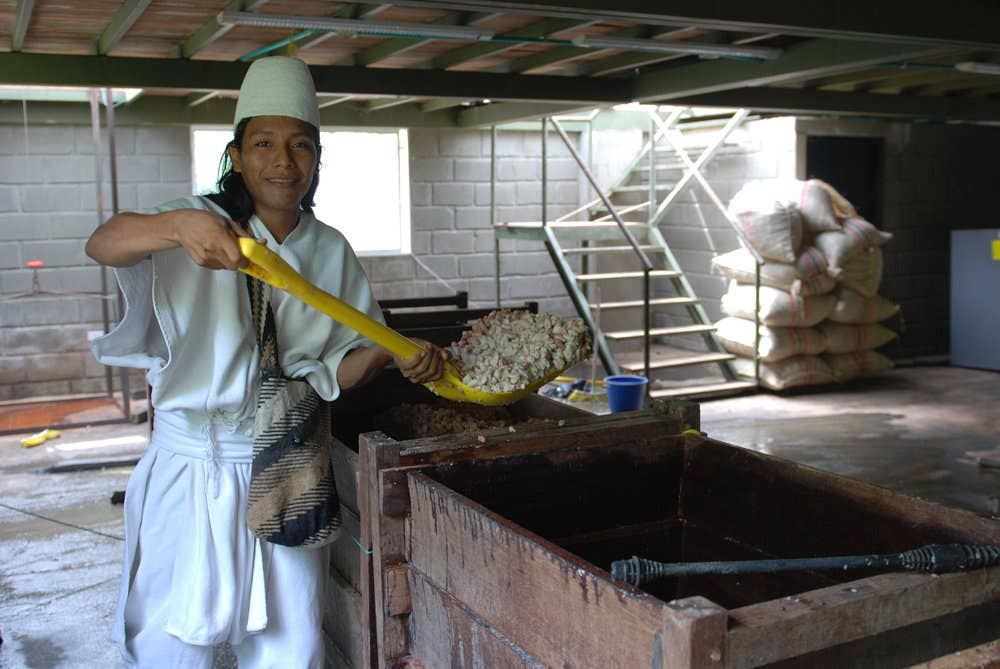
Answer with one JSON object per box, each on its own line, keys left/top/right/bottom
{"left": 430, "top": 17, "right": 592, "bottom": 70}
{"left": 97, "top": 0, "right": 153, "bottom": 55}
{"left": 0, "top": 53, "right": 630, "bottom": 104}
{"left": 455, "top": 101, "right": 592, "bottom": 127}
{"left": 1, "top": 96, "right": 458, "bottom": 127}
{"left": 12, "top": 0, "right": 35, "bottom": 52}
{"left": 181, "top": 0, "right": 270, "bottom": 59}
{"left": 420, "top": 98, "right": 469, "bottom": 112}
{"left": 347, "top": 1, "right": 1000, "bottom": 50}
{"left": 632, "top": 39, "right": 950, "bottom": 102}
{"left": 673, "top": 87, "right": 1000, "bottom": 122}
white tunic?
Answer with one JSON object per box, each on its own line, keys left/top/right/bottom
{"left": 91, "top": 196, "right": 384, "bottom": 653}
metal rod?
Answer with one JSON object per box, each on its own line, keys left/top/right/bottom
{"left": 548, "top": 117, "right": 652, "bottom": 271}
{"left": 611, "top": 544, "right": 1000, "bottom": 588}
{"left": 104, "top": 89, "right": 130, "bottom": 422}
{"left": 650, "top": 109, "right": 748, "bottom": 227}
{"left": 541, "top": 116, "right": 547, "bottom": 227}
{"left": 753, "top": 260, "right": 761, "bottom": 385}
{"left": 89, "top": 90, "right": 113, "bottom": 401}
{"left": 491, "top": 125, "right": 499, "bottom": 308}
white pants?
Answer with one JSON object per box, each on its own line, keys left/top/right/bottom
{"left": 117, "top": 410, "right": 328, "bottom": 668}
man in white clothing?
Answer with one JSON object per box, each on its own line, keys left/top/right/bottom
{"left": 87, "top": 56, "right": 445, "bottom": 668}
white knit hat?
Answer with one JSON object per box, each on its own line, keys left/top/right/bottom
{"left": 233, "top": 56, "right": 320, "bottom": 130}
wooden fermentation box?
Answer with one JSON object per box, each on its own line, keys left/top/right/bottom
{"left": 355, "top": 407, "right": 999, "bottom": 669}
{"left": 324, "top": 372, "right": 593, "bottom": 668}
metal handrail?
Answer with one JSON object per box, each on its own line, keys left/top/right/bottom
{"left": 548, "top": 118, "right": 653, "bottom": 272}
{"left": 548, "top": 116, "right": 653, "bottom": 381}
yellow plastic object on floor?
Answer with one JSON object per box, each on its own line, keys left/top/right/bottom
{"left": 21, "top": 428, "right": 61, "bottom": 448}
{"left": 238, "top": 238, "right": 567, "bottom": 406}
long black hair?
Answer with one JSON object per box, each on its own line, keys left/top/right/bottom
{"left": 206, "top": 118, "right": 323, "bottom": 228}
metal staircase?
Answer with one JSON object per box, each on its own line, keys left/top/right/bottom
{"left": 494, "top": 108, "right": 759, "bottom": 400}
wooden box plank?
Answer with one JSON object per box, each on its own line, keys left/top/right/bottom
{"left": 330, "top": 504, "right": 362, "bottom": 591}
{"left": 727, "top": 569, "right": 1000, "bottom": 668}
{"left": 325, "top": 564, "right": 364, "bottom": 669}
{"left": 332, "top": 440, "right": 359, "bottom": 516}
{"left": 406, "top": 472, "right": 686, "bottom": 668}
{"left": 407, "top": 568, "right": 548, "bottom": 668}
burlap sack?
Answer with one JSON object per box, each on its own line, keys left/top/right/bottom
{"left": 721, "top": 281, "right": 836, "bottom": 327}
{"left": 716, "top": 317, "right": 827, "bottom": 362}
{"left": 819, "top": 322, "right": 897, "bottom": 354}
{"left": 733, "top": 354, "right": 836, "bottom": 390}
{"left": 828, "top": 288, "right": 900, "bottom": 324}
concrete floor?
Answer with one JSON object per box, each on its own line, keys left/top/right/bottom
{"left": 0, "top": 365, "right": 997, "bottom": 668}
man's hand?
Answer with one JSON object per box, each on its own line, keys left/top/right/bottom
{"left": 172, "top": 209, "right": 265, "bottom": 271}
{"left": 394, "top": 339, "right": 447, "bottom": 384}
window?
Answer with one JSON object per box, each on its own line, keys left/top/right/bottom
{"left": 191, "top": 126, "right": 410, "bottom": 255}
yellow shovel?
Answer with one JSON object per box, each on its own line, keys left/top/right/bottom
{"left": 237, "top": 238, "right": 567, "bottom": 406}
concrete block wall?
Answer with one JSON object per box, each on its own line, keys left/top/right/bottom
{"left": 360, "top": 127, "right": 582, "bottom": 316}
{"left": 0, "top": 124, "right": 190, "bottom": 401}
{"left": 0, "top": 123, "right": 583, "bottom": 401}
{"left": 797, "top": 118, "right": 1000, "bottom": 360}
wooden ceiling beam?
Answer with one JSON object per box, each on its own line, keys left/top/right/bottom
{"left": 632, "top": 39, "right": 951, "bottom": 102}
{"left": 11, "top": 0, "right": 35, "bottom": 52}
{"left": 97, "top": 0, "right": 153, "bottom": 55}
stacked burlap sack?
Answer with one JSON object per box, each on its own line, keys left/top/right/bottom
{"left": 711, "top": 179, "right": 900, "bottom": 390}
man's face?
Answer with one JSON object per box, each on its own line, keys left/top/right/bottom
{"left": 229, "top": 115, "right": 318, "bottom": 221}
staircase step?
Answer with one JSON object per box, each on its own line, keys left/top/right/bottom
{"left": 621, "top": 352, "right": 736, "bottom": 371}
{"left": 590, "top": 297, "right": 697, "bottom": 310}
{"left": 576, "top": 270, "right": 679, "bottom": 282}
{"left": 563, "top": 245, "right": 664, "bottom": 255}
{"left": 649, "top": 380, "right": 757, "bottom": 399}
{"left": 605, "top": 324, "right": 716, "bottom": 340}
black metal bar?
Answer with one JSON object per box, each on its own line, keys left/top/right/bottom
{"left": 611, "top": 544, "right": 1000, "bottom": 587}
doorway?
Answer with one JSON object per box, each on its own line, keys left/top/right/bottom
{"left": 805, "top": 136, "right": 885, "bottom": 227}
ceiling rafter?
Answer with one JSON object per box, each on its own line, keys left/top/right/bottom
{"left": 572, "top": 31, "right": 781, "bottom": 77}
{"left": 336, "top": 0, "right": 1000, "bottom": 50}
{"left": 632, "top": 39, "right": 953, "bottom": 102}
{"left": 501, "top": 24, "right": 660, "bottom": 74}
{"left": 12, "top": 0, "right": 35, "bottom": 52}
{"left": 284, "top": 4, "right": 394, "bottom": 58}
{"left": 181, "top": 0, "right": 270, "bottom": 59}
{"left": 348, "top": 11, "right": 498, "bottom": 67}
{"left": 429, "top": 17, "right": 596, "bottom": 70}
{"left": 97, "top": 0, "right": 153, "bottom": 55}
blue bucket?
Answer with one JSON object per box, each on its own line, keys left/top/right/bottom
{"left": 604, "top": 375, "right": 649, "bottom": 413}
